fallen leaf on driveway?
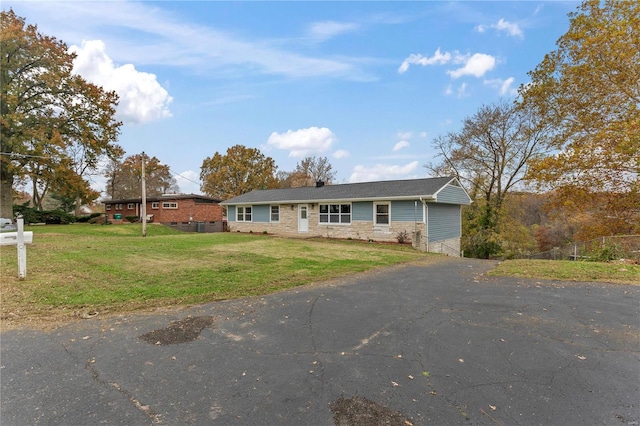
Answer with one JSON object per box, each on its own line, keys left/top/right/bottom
{"left": 391, "top": 381, "right": 400, "bottom": 387}
{"left": 459, "top": 358, "right": 464, "bottom": 363}
{"left": 489, "top": 404, "right": 497, "bottom": 411}
{"left": 576, "top": 355, "right": 586, "bottom": 360}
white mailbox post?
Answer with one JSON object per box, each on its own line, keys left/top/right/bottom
{"left": 0, "top": 217, "right": 33, "bottom": 279}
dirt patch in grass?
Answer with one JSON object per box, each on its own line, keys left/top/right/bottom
{"left": 329, "top": 396, "right": 414, "bottom": 426}
{"left": 139, "top": 316, "right": 214, "bottom": 345}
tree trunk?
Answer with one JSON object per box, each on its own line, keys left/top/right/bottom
{"left": 74, "top": 195, "right": 82, "bottom": 216}
{"left": 0, "top": 179, "right": 14, "bottom": 219}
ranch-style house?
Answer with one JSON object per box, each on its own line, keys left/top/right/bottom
{"left": 222, "top": 176, "right": 472, "bottom": 256}
{"left": 103, "top": 194, "right": 225, "bottom": 232}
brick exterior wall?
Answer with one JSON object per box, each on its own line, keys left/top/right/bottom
{"left": 106, "top": 198, "right": 223, "bottom": 225}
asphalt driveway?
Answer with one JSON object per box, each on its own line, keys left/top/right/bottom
{"left": 1, "top": 257, "right": 639, "bottom": 425}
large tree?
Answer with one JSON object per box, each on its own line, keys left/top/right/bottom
{"left": 104, "top": 153, "right": 179, "bottom": 199}
{"left": 200, "top": 145, "right": 279, "bottom": 199}
{"left": 0, "top": 10, "right": 121, "bottom": 218}
{"left": 293, "top": 156, "right": 336, "bottom": 186}
{"left": 520, "top": 0, "right": 640, "bottom": 236}
{"left": 277, "top": 156, "right": 337, "bottom": 188}
{"left": 426, "top": 100, "right": 554, "bottom": 258}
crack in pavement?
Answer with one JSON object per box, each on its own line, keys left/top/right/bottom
{"left": 82, "top": 336, "right": 162, "bottom": 424}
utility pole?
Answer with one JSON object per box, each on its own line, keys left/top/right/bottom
{"left": 141, "top": 151, "right": 147, "bottom": 237}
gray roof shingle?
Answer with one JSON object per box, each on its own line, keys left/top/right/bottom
{"left": 103, "top": 194, "right": 222, "bottom": 204}
{"left": 222, "top": 176, "right": 458, "bottom": 204}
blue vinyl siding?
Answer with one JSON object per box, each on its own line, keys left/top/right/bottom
{"left": 252, "top": 205, "right": 270, "bottom": 223}
{"left": 428, "top": 203, "right": 461, "bottom": 242}
{"left": 352, "top": 201, "right": 373, "bottom": 221}
{"left": 436, "top": 184, "right": 471, "bottom": 204}
{"left": 390, "top": 200, "right": 423, "bottom": 222}
{"left": 227, "top": 205, "right": 236, "bottom": 222}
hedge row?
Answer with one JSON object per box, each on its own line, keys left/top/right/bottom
{"left": 12, "top": 206, "right": 103, "bottom": 225}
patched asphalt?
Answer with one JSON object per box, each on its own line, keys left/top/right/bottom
{"left": 1, "top": 257, "right": 639, "bottom": 425}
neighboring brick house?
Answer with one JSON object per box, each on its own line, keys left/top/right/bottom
{"left": 221, "top": 176, "right": 472, "bottom": 256}
{"left": 103, "top": 194, "right": 225, "bottom": 232}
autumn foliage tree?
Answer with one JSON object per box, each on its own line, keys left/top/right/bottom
{"left": 104, "top": 154, "right": 179, "bottom": 199}
{"left": 278, "top": 156, "right": 337, "bottom": 188}
{"left": 520, "top": 0, "right": 640, "bottom": 238}
{"left": 200, "top": 145, "right": 279, "bottom": 199}
{"left": 0, "top": 10, "right": 121, "bottom": 218}
{"left": 426, "top": 100, "right": 554, "bottom": 258}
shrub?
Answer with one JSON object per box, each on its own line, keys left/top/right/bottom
{"left": 77, "top": 213, "right": 103, "bottom": 223}
{"left": 590, "top": 243, "right": 623, "bottom": 262}
{"left": 43, "top": 210, "right": 76, "bottom": 224}
{"left": 125, "top": 215, "right": 139, "bottom": 223}
{"left": 88, "top": 215, "right": 108, "bottom": 224}
{"left": 396, "top": 230, "right": 409, "bottom": 244}
{"left": 12, "top": 205, "right": 76, "bottom": 224}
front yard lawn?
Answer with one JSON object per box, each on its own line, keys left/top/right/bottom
{"left": 1, "top": 223, "right": 431, "bottom": 328}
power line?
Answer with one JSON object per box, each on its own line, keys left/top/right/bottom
{"left": 167, "top": 166, "right": 201, "bottom": 186}
{"left": 0, "top": 151, "right": 67, "bottom": 160}
{"left": 2, "top": 150, "right": 203, "bottom": 191}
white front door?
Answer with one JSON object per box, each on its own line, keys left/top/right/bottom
{"left": 298, "top": 204, "right": 309, "bottom": 233}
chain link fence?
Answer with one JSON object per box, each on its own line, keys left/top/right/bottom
{"left": 517, "top": 235, "right": 640, "bottom": 262}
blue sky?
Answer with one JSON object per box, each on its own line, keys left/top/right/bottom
{"left": 5, "top": 1, "right": 578, "bottom": 195}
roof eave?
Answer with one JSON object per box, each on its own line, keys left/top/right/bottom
{"left": 222, "top": 195, "right": 437, "bottom": 205}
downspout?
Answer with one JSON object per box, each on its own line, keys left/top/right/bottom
{"left": 419, "top": 197, "right": 428, "bottom": 252}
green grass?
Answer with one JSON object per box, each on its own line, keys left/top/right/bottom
{"left": 1, "top": 223, "right": 432, "bottom": 325}
{"left": 488, "top": 259, "right": 640, "bottom": 285}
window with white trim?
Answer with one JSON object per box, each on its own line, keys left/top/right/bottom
{"left": 270, "top": 205, "right": 279, "bottom": 222}
{"left": 374, "top": 202, "right": 390, "bottom": 225}
{"left": 127, "top": 203, "right": 135, "bottom": 209}
{"left": 162, "top": 202, "right": 178, "bottom": 209}
{"left": 115, "top": 204, "right": 123, "bottom": 210}
{"left": 237, "top": 206, "right": 252, "bottom": 222}
{"left": 106, "top": 204, "right": 112, "bottom": 211}
{"left": 319, "top": 203, "right": 351, "bottom": 224}
{"left": 151, "top": 202, "right": 159, "bottom": 209}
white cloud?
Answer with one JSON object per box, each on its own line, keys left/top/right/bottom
{"left": 484, "top": 77, "right": 517, "bottom": 96}
{"left": 333, "top": 149, "right": 350, "bottom": 159}
{"left": 70, "top": 40, "right": 172, "bottom": 125}
{"left": 308, "top": 21, "right": 359, "bottom": 42}
{"left": 447, "top": 53, "right": 496, "bottom": 79}
{"left": 20, "top": 1, "right": 372, "bottom": 82}
{"left": 493, "top": 19, "right": 524, "bottom": 38}
{"left": 457, "top": 82, "right": 469, "bottom": 98}
{"left": 398, "top": 48, "right": 452, "bottom": 74}
{"left": 393, "top": 141, "right": 410, "bottom": 151}
{"left": 396, "top": 131, "right": 413, "bottom": 140}
{"left": 419, "top": 132, "right": 428, "bottom": 138}
{"left": 267, "top": 127, "right": 336, "bottom": 157}
{"left": 399, "top": 48, "right": 496, "bottom": 80}
{"left": 349, "top": 161, "right": 420, "bottom": 183}
{"left": 476, "top": 19, "right": 523, "bottom": 39}
{"left": 173, "top": 170, "right": 201, "bottom": 195}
